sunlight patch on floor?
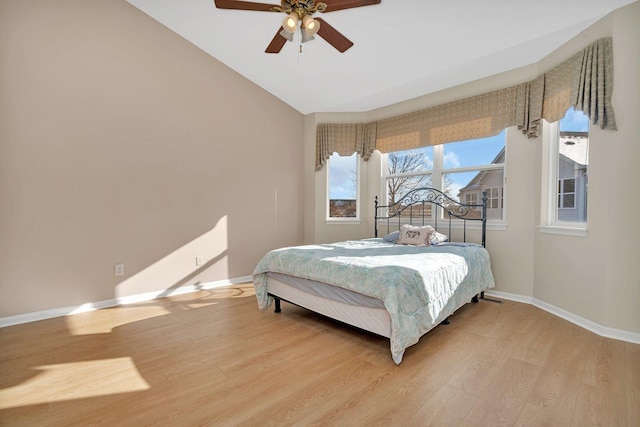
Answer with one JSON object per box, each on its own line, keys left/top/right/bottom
{"left": 64, "top": 305, "right": 171, "bottom": 335}
{"left": 199, "top": 284, "right": 256, "bottom": 300}
{"left": 0, "top": 357, "right": 150, "bottom": 409}
{"left": 64, "top": 283, "right": 254, "bottom": 335}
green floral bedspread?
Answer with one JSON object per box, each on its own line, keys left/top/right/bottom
{"left": 253, "top": 238, "right": 495, "bottom": 364}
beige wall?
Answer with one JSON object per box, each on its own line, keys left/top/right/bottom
{"left": 533, "top": 2, "right": 640, "bottom": 332}
{"left": 2, "top": 0, "right": 637, "bottom": 337}
{"left": 304, "top": 112, "right": 371, "bottom": 245}
{"left": 305, "top": 1, "right": 640, "bottom": 335}
{"left": 0, "top": 0, "right": 305, "bottom": 317}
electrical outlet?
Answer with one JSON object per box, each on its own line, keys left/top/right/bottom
{"left": 114, "top": 263, "right": 125, "bottom": 276}
{"left": 195, "top": 256, "right": 204, "bottom": 267}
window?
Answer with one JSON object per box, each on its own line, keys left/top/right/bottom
{"left": 386, "top": 146, "right": 433, "bottom": 208}
{"left": 383, "top": 131, "right": 506, "bottom": 221}
{"left": 558, "top": 178, "right": 576, "bottom": 209}
{"left": 549, "top": 108, "right": 589, "bottom": 226}
{"left": 487, "top": 187, "right": 503, "bottom": 210}
{"left": 327, "top": 152, "right": 359, "bottom": 220}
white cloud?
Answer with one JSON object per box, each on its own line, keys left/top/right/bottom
{"left": 329, "top": 154, "right": 357, "bottom": 199}
{"left": 561, "top": 108, "right": 589, "bottom": 132}
{"left": 447, "top": 182, "right": 462, "bottom": 201}
{"left": 443, "top": 151, "right": 460, "bottom": 169}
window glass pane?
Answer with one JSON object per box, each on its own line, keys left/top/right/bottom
{"left": 490, "top": 196, "right": 499, "bottom": 209}
{"left": 562, "top": 194, "right": 575, "bottom": 208}
{"left": 386, "top": 146, "right": 433, "bottom": 175}
{"left": 446, "top": 169, "right": 504, "bottom": 220}
{"left": 563, "top": 178, "right": 575, "bottom": 193}
{"left": 386, "top": 175, "right": 433, "bottom": 215}
{"left": 386, "top": 146, "right": 433, "bottom": 214}
{"left": 383, "top": 130, "right": 506, "bottom": 223}
{"left": 556, "top": 108, "right": 589, "bottom": 223}
{"left": 387, "top": 186, "right": 436, "bottom": 218}
{"left": 443, "top": 131, "right": 505, "bottom": 169}
{"left": 443, "top": 171, "right": 476, "bottom": 200}
{"left": 328, "top": 152, "right": 357, "bottom": 218}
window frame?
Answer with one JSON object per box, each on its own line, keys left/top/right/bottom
{"left": 539, "top": 120, "right": 589, "bottom": 237}
{"left": 326, "top": 152, "right": 361, "bottom": 223}
{"left": 381, "top": 138, "right": 507, "bottom": 228}
{"left": 487, "top": 186, "right": 503, "bottom": 210}
{"left": 558, "top": 178, "right": 576, "bottom": 209}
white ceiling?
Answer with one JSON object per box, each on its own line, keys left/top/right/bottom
{"left": 126, "top": 0, "right": 635, "bottom": 115}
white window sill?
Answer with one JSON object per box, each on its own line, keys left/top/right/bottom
{"left": 538, "top": 225, "right": 588, "bottom": 237}
{"left": 326, "top": 219, "right": 361, "bottom": 225}
{"left": 486, "top": 222, "right": 507, "bottom": 231}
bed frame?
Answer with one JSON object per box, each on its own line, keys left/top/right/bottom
{"left": 266, "top": 187, "right": 489, "bottom": 355}
{"left": 374, "top": 187, "right": 487, "bottom": 247}
{"left": 373, "top": 187, "right": 488, "bottom": 305}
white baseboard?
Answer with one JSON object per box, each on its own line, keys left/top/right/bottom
{"left": 0, "top": 275, "right": 253, "bottom": 328}
{"left": 484, "top": 290, "right": 640, "bottom": 345}
{"left": 484, "top": 290, "right": 533, "bottom": 304}
{"left": 531, "top": 298, "right": 640, "bottom": 345}
{"left": 3, "top": 281, "right": 640, "bottom": 346}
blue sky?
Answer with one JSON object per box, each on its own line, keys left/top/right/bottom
{"left": 443, "top": 132, "right": 505, "bottom": 169}
{"left": 328, "top": 153, "right": 357, "bottom": 199}
{"left": 560, "top": 107, "right": 590, "bottom": 132}
{"left": 441, "top": 132, "right": 505, "bottom": 199}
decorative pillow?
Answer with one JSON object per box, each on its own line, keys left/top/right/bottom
{"left": 430, "top": 231, "right": 449, "bottom": 245}
{"left": 383, "top": 230, "right": 400, "bottom": 242}
{"left": 397, "top": 224, "right": 435, "bottom": 246}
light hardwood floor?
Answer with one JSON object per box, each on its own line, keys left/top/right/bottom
{"left": 1, "top": 283, "right": 638, "bottom": 426}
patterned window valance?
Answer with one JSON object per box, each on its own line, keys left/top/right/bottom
{"left": 517, "top": 37, "right": 616, "bottom": 136}
{"left": 376, "top": 86, "right": 518, "bottom": 153}
{"left": 316, "top": 122, "right": 376, "bottom": 171}
{"left": 315, "top": 37, "right": 616, "bottom": 170}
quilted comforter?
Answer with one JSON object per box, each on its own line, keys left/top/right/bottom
{"left": 253, "top": 238, "right": 495, "bottom": 363}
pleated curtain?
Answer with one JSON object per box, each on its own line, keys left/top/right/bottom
{"left": 316, "top": 37, "right": 616, "bottom": 170}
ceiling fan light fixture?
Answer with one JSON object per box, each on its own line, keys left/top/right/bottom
{"left": 214, "top": 0, "right": 378, "bottom": 54}
{"left": 282, "top": 12, "right": 298, "bottom": 33}
{"left": 300, "top": 28, "right": 315, "bottom": 43}
{"left": 302, "top": 15, "right": 320, "bottom": 35}
{"left": 279, "top": 29, "right": 294, "bottom": 41}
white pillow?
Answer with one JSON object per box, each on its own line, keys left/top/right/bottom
{"left": 430, "top": 231, "right": 449, "bottom": 245}
{"left": 383, "top": 230, "right": 400, "bottom": 242}
{"left": 397, "top": 224, "right": 435, "bottom": 246}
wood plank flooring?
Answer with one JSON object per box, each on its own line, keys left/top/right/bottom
{"left": 1, "top": 283, "right": 638, "bottom": 426}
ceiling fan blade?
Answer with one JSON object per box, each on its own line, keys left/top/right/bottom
{"left": 323, "top": 0, "right": 381, "bottom": 12}
{"left": 214, "top": 0, "right": 279, "bottom": 12}
{"left": 265, "top": 27, "right": 288, "bottom": 53}
{"left": 315, "top": 18, "right": 353, "bottom": 53}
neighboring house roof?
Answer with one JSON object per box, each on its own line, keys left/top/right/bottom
{"left": 457, "top": 147, "right": 505, "bottom": 198}
{"left": 559, "top": 131, "right": 589, "bottom": 166}
{"left": 456, "top": 130, "right": 589, "bottom": 200}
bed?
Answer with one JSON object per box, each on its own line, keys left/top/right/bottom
{"left": 253, "top": 187, "right": 495, "bottom": 364}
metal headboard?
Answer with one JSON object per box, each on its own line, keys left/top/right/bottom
{"left": 374, "top": 187, "right": 488, "bottom": 247}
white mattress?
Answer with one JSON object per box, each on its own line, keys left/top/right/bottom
{"left": 266, "top": 274, "right": 392, "bottom": 338}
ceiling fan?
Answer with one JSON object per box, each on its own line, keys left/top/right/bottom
{"left": 213, "top": 0, "right": 381, "bottom": 53}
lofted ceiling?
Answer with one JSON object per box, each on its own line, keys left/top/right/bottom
{"left": 126, "top": 0, "right": 635, "bottom": 115}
